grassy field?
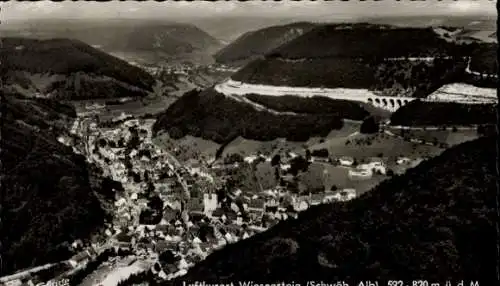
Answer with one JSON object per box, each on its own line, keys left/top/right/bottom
{"left": 324, "top": 120, "right": 361, "bottom": 138}
{"left": 151, "top": 115, "right": 476, "bottom": 200}
{"left": 151, "top": 112, "right": 468, "bottom": 196}
{"left": 243, "top": 160, "right": 390, "bottom": 196}
{"left": 255, "top": 162, "right": 278, "bottom": 191}
{"left": 71, "top": 95, "right": 179, "bottom": 122}
{"left": 299, "top": 162, "right": 388, "bottom": 195}
{"left": 105, "top": 96, "right": 178, "bottom": 120}
{"left": 309, "top": 132, "right": 444, "bottom": 163}
{"left": 153, "top": 133, "right": 220, "bottom": 163}
{"left": 387, "top": 127, "right": 480, "bottom": 147}
{"left": 153, "top": 121, "right": 359, "bottom": 163}
{"left": 220, "top": 120, "right": 362, "bottom": 158}
{"left": 155, "top": 119, "right": 456, "bottom": 167}
{"left": 152, "top": 118, "right": 469, "bottom": 198}
{"left": 222, "top": 137, "right": 308, "bottom": 158}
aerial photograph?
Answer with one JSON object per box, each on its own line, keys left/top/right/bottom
{"left": 0, "top": 0, "right": 497, "bottom": 285}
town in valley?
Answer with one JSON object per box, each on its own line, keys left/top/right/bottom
{"left": 1, "top": 1, "right": 497, "bottom": 286}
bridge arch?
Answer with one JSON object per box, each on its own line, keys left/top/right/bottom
{"left": 396, "top": 99, "right": 402, "bottom": 106}
{"left": 389, "top": 99, "right": 395, "bottom": 106}
{"left": 368, "top": 98, "right": 373, "bottom": 104}
{"left": 382, "top": 98, "right": 388, "bottom": 106}
{"left": 375, "top": 98, "right": 380, "bottom": 104}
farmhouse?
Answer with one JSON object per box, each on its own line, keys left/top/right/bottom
{"left": 339, "top": 156, "right": 355, "bottom": 166}
{"left": 348, "top": 168, "right": 372, "bottom": 180}
{"left": 339, "top": 189, "right": 357, "bottom": 201}
{"left": 397, "top": 157, "right": 412, "bottom": 165}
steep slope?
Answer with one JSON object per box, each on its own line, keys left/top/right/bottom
{"left": 270, "top": 24, "right": 457, "bottom": 59}
{"left": 1, "top": 92, "right": 114, "bottom": 276}
{"left": 390, "top": 100, "right": 497, "bottom": 127}
{"left": 1, "top": 37, "right": 155, "bottom": 99}
{"left": 469, "top": 42, "right": 497, "bottom": 75}
{"left": 173, "top": 136, "right": 496, "bottom": 283}
{"left": 230, "top": 24, "right": 472, "bottom": 98}
{"left": 190, "top": 17, "right": 311, "bottom": 43}
{"left": 214, "top": 22, "right": 316, "bottom": 66}
{"left": 94, "top": 23, "right": 221, "bottom": 55}
{"left": 152, "top": 88, "right": 369, "bottom": 144}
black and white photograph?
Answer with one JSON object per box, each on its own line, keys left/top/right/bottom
{"left": 0, "top": 0, "right": 498, "bottom": 285}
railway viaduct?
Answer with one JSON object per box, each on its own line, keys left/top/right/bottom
{"left": 216, "top": 79, "right": 417, "bottom": 112}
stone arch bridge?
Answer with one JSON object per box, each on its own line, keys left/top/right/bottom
{"left": 365, "top": 96, "right": 416, "bottom": 112}
{"left": 216, "top": 79, "right": 417, "bottom": 112}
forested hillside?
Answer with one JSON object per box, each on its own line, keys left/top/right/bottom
{"left": 390, "top": 100, "right": 497, "bottom": 126}
{"left": 1, "top": 92, "right": 114, "bottom": 276}
{"left": 245, "top": 94, "right": 369, "bottom": 118}
{"left": 171, "top": 136, "right": 496, "bottom": 283}
{"left": 231, "top": 24, "right": 478, "bottom": 98}
{"left": 152, "top": 88, "right": 356, "bottom": 144}
{"left": 469, "top": 42, "right": 497, "bottom": 75}
{"left": 1, "top": 37, "right": 155, "bottom": 99}
{"left": 214, "top": 22, "right": 316, "bottom": 65}
{"left": 270, "top": 25, "right": 461, "bottom": 59}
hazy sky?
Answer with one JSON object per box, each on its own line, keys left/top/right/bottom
{"left": 1, "top": 0, "right": 496, "bottom": 22}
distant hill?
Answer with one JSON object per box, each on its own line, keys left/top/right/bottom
{"left": 230, "top": 24, "right": 472, "bottom": 98}
{"left": 172, "top": 136, "right": 496, "bottom": 283}
{"left": 214, "top": 22, "right": 316, "bottom": 66}
{"left": 363, "top": 15, "right": 496, "bottom": 31}
{"left": 190, "top": 17, "right": 316, "bottom": 43}
{"left": 152, "top": 88, "right": 369, "bottom": 144}
{"left": 1, "top": 19, "right": 223, "bottom": 64}
{"left": 1, "top": 91, "right": 115, "bottom": 276}
{"left": 1, "top": 37, "right": 155, "bottom": 100}
{"left": 270, "top": 24, "right": 458, "bottom": 59}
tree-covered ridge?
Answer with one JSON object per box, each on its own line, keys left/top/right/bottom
{"left": 232, "top": 56, "right": 467, "bottom": 96}
{"left": 2, "top": 20, "right": 222, "bottom": 56}
{"left": 232, "top": 57, "right": 379, "bottom": 89}
{"left": 153, "top": 88, "right": 346, "bottom": 144}
{"left": 170, "top": 136, "right": 496, "bottom": 283}
{"left": 245, "top": 94, "right": 369, "bottom": 119}
{"left": 1, "top": 93, "right": 112, "bottom": 276}
{"left": 230, "top": 24, "right": 495, "bottom": 97}
{"left": 1, "top": 37, "right": 155, "bottom": 91}
{"left": 1, "top": 92, "right": 76, "bottom": 170}
{"left": 214, "top": 22, "right": 316, "bottom": 65}
{"left": 90, "top": 23, "right": 222, "bottom": 53}
{"left": 270, "top": 25, "right": 463, "bottom": 59}
{"left": 469, "top": 43, "right": 497, "bottom": 75}
{"left": 390, "top": 100, "right": 496, "bottom": 126}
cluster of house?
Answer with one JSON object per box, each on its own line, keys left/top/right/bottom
{"left": 340, "top": 155, "right": 424, "bottom": 179}
{"left": 152, "top": 62, "right": 203, "bottom": 77}
{"left": 207, "top": 63, "right": 239, "bottom": 73}
{"left": 100, "top": 180, "right": 360, "bottom": 280}
{"left": 222, "top": 149, "right": 391, "bottom": 182}
{"left": 58, "top": 115, "right": 373, "bottom": 281}
{"left": 65, "top": 117, "right": 273, "bottom": 278}
{"left": 341, "top": 157, "right": 387, "bottom": 180}
{"left": 237, "top": 186, "right": 357, "bottom": 215}
{"left": 213, "top": 150, "right": 361, "bottom": 211}
{"left": 101, "top": 148, "right": 361, "bottom": 279}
